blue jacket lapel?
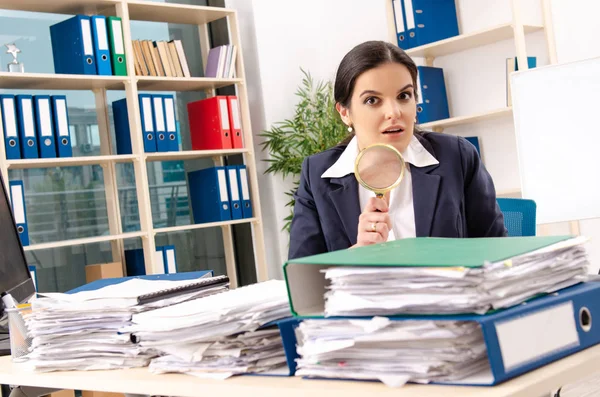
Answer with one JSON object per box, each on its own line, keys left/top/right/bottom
{"left": 412, "top": 133, "right": 441, "bottom": 237}
{"left": 328, "top": 175, "right": 360, "bottom": 246}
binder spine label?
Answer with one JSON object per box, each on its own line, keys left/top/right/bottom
{"left": 495, "top": 301, "right": 579, "bottom": 371}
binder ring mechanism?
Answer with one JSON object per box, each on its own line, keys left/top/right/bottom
{"left": 579, "top": 307, "right": 592, "bottom": 332}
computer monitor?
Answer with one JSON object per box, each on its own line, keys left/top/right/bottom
{"left": 0, "top": 170, "right": 35, "bottom": 319}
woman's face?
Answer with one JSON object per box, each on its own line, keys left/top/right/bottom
{"left": 337, "top": 62, "right": 417, "bottom": 153}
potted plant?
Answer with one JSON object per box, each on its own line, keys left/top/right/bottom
{"left": 260, "top": 69, "right": 348, "bottom": 232}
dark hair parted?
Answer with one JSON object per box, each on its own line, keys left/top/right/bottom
{"left": 334, "top": 40, "right": 421, "bottom": 145}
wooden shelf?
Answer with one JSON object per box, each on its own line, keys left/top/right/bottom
{"left": 23, "top": 231, "right": 146, "bottom": 251}
{"left": 0, "top": 72, "right": 127, "bottom": 91}
{"left": 136, "top": 76, "right": 242, "bottom": 92}
{"left": 145, "top": 149, "right": 248, "bottom": 162}
{"left": 126, "top": 1, "right": 234, "bottom": 25}
{"left": 406, "top": 23, "right": 544, "bottom": 58}
{"left": 419, "top": 107, "right": 513, "bottom": 130}
{"left": 154, "top": 217, "right": 257, "bottom": 234}
{"left": 0, "top": 0, "right": 119, "bottom": 15}
{"left": 6, "top": 155, "right": 137, "bottom": 169}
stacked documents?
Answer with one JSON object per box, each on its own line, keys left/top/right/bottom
{"left": 124, "top": 279, "right": 291, "bottom": 379}
{"left": 319, "top": 236, "right": 589, "bottom": 316}
{"left": 295, "top": 317, "right": 489, "bottom": 387}
{"left": 23, "top": 275, "right": 229, "bottom": 372}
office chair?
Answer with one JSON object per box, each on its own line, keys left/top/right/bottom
{"left": 496, "top": 198, "right": 537, "bottom": 237}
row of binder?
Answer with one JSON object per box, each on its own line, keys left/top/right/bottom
{"left": 125, "top": 245, "right": 178, "bottom": 277}
{"left": 8, "top": 180, "right": 29, "bottom": 246}
{"left": 416, "top": 65, "right": 450, "bottom": 124}
{"left": 50, "top": 15, "right": 127, "bottom": 76}
{"left": 187, "top": 95, "right": 244, "bottom": 151}
{"left": 188, "top": 165, "right": 252, "bottom": 224}
{"left": 392, "top": 0, "right": 459, "bottom": 50}
{"left": 112, "top": 94, "right": 179, "bottom": 154}
{"left": 0, "top": 94, "right": 73, "bottom": 160}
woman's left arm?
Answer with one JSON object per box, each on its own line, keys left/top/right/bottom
{"left": 459, "top": 137, "right": 508, "bottom": 237}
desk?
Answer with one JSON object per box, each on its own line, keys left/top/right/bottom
{"left": 1, "top": 346, "right": 600, "bottom": 397}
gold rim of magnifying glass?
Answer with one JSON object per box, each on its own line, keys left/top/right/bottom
{"left": 354, "top": 143, "right": 406, "bottom": 198}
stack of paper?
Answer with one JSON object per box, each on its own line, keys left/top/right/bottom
{"left": 323, "top": 236, "right": 589, "bottom": 316}
{"left": 23, "top": 276, "right": 229, "bottom": 372}
{"left": 295, "top": 317, "right": 489, "bottom": 387}
{"left": 124, "top": 279, "right": 291, "bottom": 378}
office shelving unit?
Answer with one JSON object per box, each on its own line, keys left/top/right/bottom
{"left": 0, "top": 0, "right": 268, "bottom": 287}
{"left": 385, "top": 0, "right": 558, "bottom": 199}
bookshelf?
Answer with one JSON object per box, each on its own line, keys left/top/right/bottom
{"left": 0, "top": 0, "right": 268, "bottom": 288}
{"left": 385, "top": 0, "right": 558, "bottom": 200}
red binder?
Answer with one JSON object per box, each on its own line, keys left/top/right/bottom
{"left": 187, "top": 96, "right": 232, "bottom": 150}
{"left": 226, "top": 95, "right": 244, "bottom": 148}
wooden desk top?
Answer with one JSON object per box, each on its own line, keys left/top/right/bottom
{"left": 1, "top": 345, "right": 600, "bottom": 397}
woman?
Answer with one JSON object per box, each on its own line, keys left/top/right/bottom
{"left": 288, "top": 40, "right": 507, "bottom": 260}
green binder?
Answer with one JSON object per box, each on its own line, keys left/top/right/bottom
{"left": 107, "top": 16, "right": 127, "bottom": 76}
{"left": 283, "top": 236, "right": 575, "bottom": 317}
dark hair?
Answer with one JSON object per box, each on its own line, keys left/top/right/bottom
{"left": 334, "top": 41, "right": 421, "bottom": 145}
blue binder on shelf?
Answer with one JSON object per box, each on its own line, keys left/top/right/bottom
{"left": 391, "top": 0, "right": 409, "bottom": 50}
{"left": 188, "top": 166, "right": 232, "bottom": 224}
{"left": 125, "top": 247, "right": 166, "bottom": 276}
{"left": 33, "top": 96, "right": 57, "bottom": 158}
{"left": 66, "top": 270, "right": 215, "bottom": 294}
{"left": 90, "top": 16, "right": 113, "bottom": 76}
{"left": 162, "top": 245, "right": 178, "bottom": 274}
{"left": 139, "top": 94, "right": 157, "bottom": 153}
{"left": 411, "top": 0, "right": 460, "bottom": 48}
{"left": 152, "top": 95, "right": 169, "bottom": 152}
{"left": 226, "top": 166, "right": 243, "bottom": 220}
{"left": 8, "top": 180, "right": 29, "bottom": 247}
{"left": 466, "top": 136, "right": 481, "bottom": 157}
{"left": 0, "top": 95, "right": 20, "bottom": 160}
{"left": 162, "top": 95, "right": 179, "bottom": 152}
{"left": 236, "top": 165, "right": 253, "bottom": 218}
{"left": 402, "top": 0, "right": 416, "bottom": 48}
{"left": 287, "top": 281, "right": 600, "bottom": 385}
{"left": 113, "top": 95, "right": 156, "bottom": 154}
{"left": 51, "top": 95, "right": 72, "bottom": 158}
{"left": 50, "top": 15, "right": 96, "bottom": 75}
{"left": 15, "top": 95, "right": 39, "bottom": 159}
{"left": 416, "top": 66, "right": 449, "bottom": 123}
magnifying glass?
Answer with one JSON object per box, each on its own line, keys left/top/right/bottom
{"left": 354, "top": 143, "right": 406, "bottom": 199}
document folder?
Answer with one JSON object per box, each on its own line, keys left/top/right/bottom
{"left": 392, "top": 0, "right": 409, "bottom": 49}
{"left": 153, "top": 95, "right": 169, "bottom": 152}
{"left": 287, "top": 281, "right": 600, "bottom": 386}
{"left": 187, "top": 96, "right": 232, "bottom": 150}
{"left": 33, "top": 96, "right": 57, "bottom": 158}
{"left": 236, "top": 165, "right": 253, "bottom": 218}
{"left": 226, "top": 96, "right": 244, "bottom": 148}
{"left": 90, "top": 16, "right": 113, "bottom": 76}
{"left": 51, "top": 95, "right": 73, "bottom": 158}
{"left": 9, "top": 180, "right": 29, "bottom": 246}
{"left": 15, "top": 95, "right": 39, "bottom": 159}
{"left": 226, "top": 166, "right": 243, "bottom": 220}
{"left": 416, "top": 66, "right": 450, "bottom": 123}
{"left": 411, "top": 0, "right": 460, "bottom": 47}
{"left": 188, "top": 166, "right": 232, "bottom": 223}
{"left": 162, "top": 95, "right": 179, "bottom": 151}
{"left": 107, "top": 16, "right": 127, "bottom": 76}
{"left": 66, "top": 270, "right": 214, "bottom": 294}
{"left": 284, "top": 235, "right": 580, "bottom": 317}
{"left": 0, "top": 95, "right": 20, "bottom": 160}
{"left": 50, "top": 15, "right": 96, "bottom": 75}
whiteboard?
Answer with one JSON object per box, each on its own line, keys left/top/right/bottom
{"left": 511, "top": 56, "right": 600, "bottom": 224}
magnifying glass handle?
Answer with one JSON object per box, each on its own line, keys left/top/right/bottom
{"left": 375, "top": 193, "right": 384, "bottom": 212}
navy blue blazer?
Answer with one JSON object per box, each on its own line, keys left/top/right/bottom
{"left": 288, "top": 131, "right": 508, "bottom": 260}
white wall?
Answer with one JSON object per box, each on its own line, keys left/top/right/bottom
{"left": 226, "top": 0, "right": 389, "bottom": 278}
{"left": 226, "top": 0, "right": 600, "bottom": 277}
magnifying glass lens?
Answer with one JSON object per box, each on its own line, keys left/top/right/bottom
{"left": 356, "top": 145, "right": 404, "bottom": 190}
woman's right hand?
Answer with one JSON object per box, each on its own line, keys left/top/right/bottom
{"left": 354, "top": 197, "right": 392, "bottom": 247}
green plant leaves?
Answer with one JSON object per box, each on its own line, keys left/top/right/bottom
{"left": 260, "top": 68, "right": 348, "bottom": 233}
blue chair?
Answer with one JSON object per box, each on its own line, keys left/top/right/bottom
{"left": 496, "top": 198, "right": 537, "bottom": 237}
